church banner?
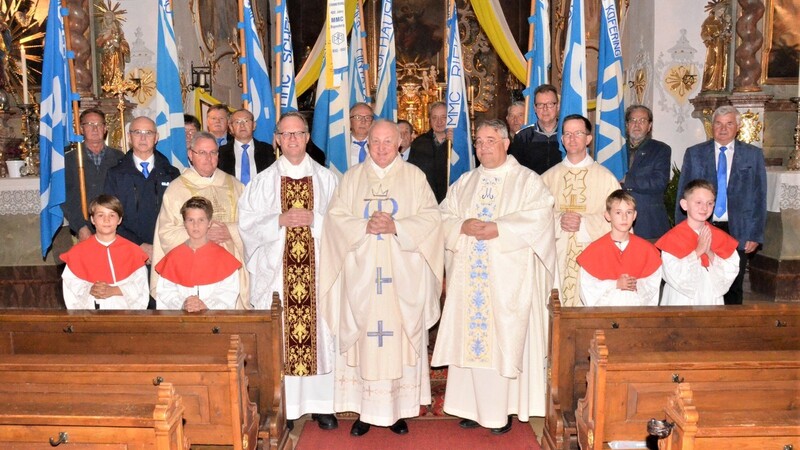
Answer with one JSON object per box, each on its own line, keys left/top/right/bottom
{"left": 277, "top": 2, "right": 298, "bottom": 113}
{"left": 374, "top": 0, "right": 397, "bottom": 121}
{"left": 595, "top": 0, "right": 627, "bottom": 179}
{"left": 524, "top": 0, "right": 550, "bottom": 126}
{"left": 445, "top": 0, "right": 474, "bottom": 184}
{"left": 348, "top": 0, "right": 370, "bottom": 108}
{"left": 556, "top": 0, "right": 587, "bottom": 155}
{"left": 324, "top": 0, "right": 348, "bottom": 88}
{"left": 240, "top": 0, "right": 277, "bottom": 144}
{"left": 155, "top": 0, "right": 188, "bottom": 169}
{"left": 312, "top": 54, "right": 350, "bottom": 176}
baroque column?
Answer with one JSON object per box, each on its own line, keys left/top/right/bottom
{"left": 65, "top": 0, "right": 93, "bottom": 97}
{"left": 733, "top": 0, "right": 764, "bottom": 92}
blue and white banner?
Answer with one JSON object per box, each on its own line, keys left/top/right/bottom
{"left": 348, "top": 0, "right": 370, "bottom": 107}
{"left": 557, "top": 0, "right": 587, "bottom": 155}
{"left": 155, "top": 0, "right": 188, "bottom": 169}
{"left": 324, "top": 0, "right": 348, "bottom": 87}
{"left": 311, "top": 55, "right": 350, "bottom": 177}
{"left": 524, "top": 0, "right": 550, "bottom": 126}
{"left": 445, "top": 1, "right": 474, "bottom": 184}
{"left": 277, "top": 3, "right": 298, "bottom": 113}
{"left": 241, "top": 0, "right": 276, "bottom": 144}
{"left": 374, "top": 0, "right": 397, "bottom": 121}
{"left": 39, "top": 0, "right": 78, "bottom": 257}
{"left": 595, "top": 0, "right": 626, "bottom": 179}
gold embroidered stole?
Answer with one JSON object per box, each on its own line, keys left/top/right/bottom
{"left": 179, "top": 175, "right": 238, "bottom": 222}
{"left": 281, "top": 176, "right": 317, "bottom": 376}
{"left": 559, "top": 168, "right": 588, "bottom": 306}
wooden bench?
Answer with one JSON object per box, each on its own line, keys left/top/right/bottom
{"left": 543, "top": 291, "right": 800, "bottom": 450}
{"left": 0, "top": 293, "right": 290, "bottom": 450}
{"left": 654, "top": 383, "right": 800, "bottom": 450}
{"left": 0, "top": 382, "right": 188, "bottom": 449}
{"left": 0, "top": 335, "right": 258, "bottom": 449}
{"left": 575, "top": 330, "right": 800, "bottom": 449}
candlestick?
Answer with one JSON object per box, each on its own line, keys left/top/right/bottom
{"left": 20, "top": 45, "right": 28, "bottom": 102}
{"left": 468, "top": 85, "right": 474, "bottom": 103}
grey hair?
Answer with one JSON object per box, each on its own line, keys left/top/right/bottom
{"left": 277, "top": 111, "right": 309, "bottom": 132}
{"left": 507, "top": 101, "right": 525, "bottom": 114}
{"left": 368, "top": 119, "right": 400, "bottom": 141}
{"left": 712, "top": 105, "right": 742, "bottom": 127}
{"left": 191, "top": 131, "right": 219, "bottom": 150}
{"left": 476, "top": 119, "right": 510, "bottom": 140}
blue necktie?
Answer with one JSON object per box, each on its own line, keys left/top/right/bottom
{"left": 714, "top": 146, "right": 727, "bottom": 217}
{"left": 241, "top": 144, "right": 250, "bottom": 185}
{"left": 356, "top": 141, "right": 367, "bottom": 163}
{"left": 140, "top": 161, "right": 150, "bottom": 179}
{"left": 217, "top": 136, "right": 226, "bottom": 147}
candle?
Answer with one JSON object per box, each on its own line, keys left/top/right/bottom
{"left": 20, "top": 45, "right": 28, "bottom": 103}
{"left": 797, "top": 59, "right": 800, "bottom": 98}
{"left": 468, "top": 85, "right": 474, "bottom": 103}
{"left": 134, "top": 68, "right": 140, "bottom": 79}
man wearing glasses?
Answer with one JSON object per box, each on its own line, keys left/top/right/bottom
{"left": 508, "top": 84, "right": 564, "bottom": 175}
{"left": 218, "top": 109, "right": 276, "bottom": 185}
{"left": 349, "top": 102, "right": 374, "bottom": 168}
{"left": 541, "top": 114, "right": 620, "bottom": 307}
{"left": 239, "top": 112, "right": 339, "bottom": 429}
{"left": 621, "top": 105, "right": 672, "bottom": 241}
{"left": 151, "top": 131, "right": 249, "bottom": 309}
{"left": 63, "top": 108, "right": 124, "bottom": 241}
{"left": 104, "top": 116, "right": 180, "bottom": 266}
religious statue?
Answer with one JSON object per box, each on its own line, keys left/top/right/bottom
{"left": 95, "top": 2, "right": 130, "bottom": 89}
{"left": 700, "top": 0, "right": 732, "bottom": 92}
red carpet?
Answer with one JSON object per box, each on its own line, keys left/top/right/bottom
{"left": 295, "top": 419, "right": 542, "bottom": 450}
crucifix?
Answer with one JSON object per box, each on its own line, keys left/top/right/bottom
{"left": 375, "top": 267, "right": 392, "bottom": 294}
{"left": 367, "top": 320, "right": 394, "bottom": 347}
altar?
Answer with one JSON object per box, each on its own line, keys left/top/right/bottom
{"left": 749, "top": 167, "right": 800, "bottom": 301}
{"left": 0, "top": 177, "right": 69, "bottom": 308}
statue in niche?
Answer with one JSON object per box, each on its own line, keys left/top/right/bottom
{"left": 700, "top": 0, "right": 732, "bottom": 91}
{"left": 95, "top": 1, "right": 130, "bottom": 89}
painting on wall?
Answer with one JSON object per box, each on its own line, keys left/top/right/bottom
{"left": 393, "top": 0, "right": 446, "bottom": 73}
{"left": 761, "top": 0, "right": 800, "bottom": 84}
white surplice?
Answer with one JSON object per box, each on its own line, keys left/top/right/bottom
{"left": 660, "top": 251, "right": 740, "bottom": 306}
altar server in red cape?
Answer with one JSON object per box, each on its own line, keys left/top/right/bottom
{"left": 155, "top": 196, "right": 241, "bottom": 311}
{"left": 656, "top": 180, "right": 739, "bottom": 305}
{"left": 60, "top": 195, "right": 150, "bottom": 309}
{"left": 578, "top": 190, "right": 662, "bottom": 306}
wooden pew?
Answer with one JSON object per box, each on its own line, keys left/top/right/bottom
{"left": 0, "top": 335, "right": 258, "bottom": 450}
{"left": 0, "top": 293, "right": 290, "bottom": 450}
{"left": 654, "top": 383, "right": 800, "bottom": 450}
{"left": 542, "top": 291, "right": 800, "bottom": 450}
{"left": 575, "top": 330, "right": 800, "bottom": 449}
{"left": 0, "top": 382, "right": 189, "bottom": 449}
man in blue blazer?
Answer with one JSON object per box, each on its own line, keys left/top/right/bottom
{"left": 675, "top": 105, "right": 767, "bottom": 304}
{"left": 622, "top": 105, "right": 672, "bottom": 241}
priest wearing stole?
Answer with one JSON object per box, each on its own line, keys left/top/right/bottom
{"left": 151, "top": 132, "right": 248, "bottom": 308}
{"left": 432, "top": 119, "right": 557, "bottom": 434}
{"left": 320, "top": 119, "right": 444, "bottom": 437}
{"left": 541, "top": 114, "right": 621, "bottom": 306}
{"left": 238, "top": 113, "right": 340, "bottom": 430}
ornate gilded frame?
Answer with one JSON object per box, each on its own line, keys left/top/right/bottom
{"left": 760, "top": 0, "right": 800, "bottom": 85}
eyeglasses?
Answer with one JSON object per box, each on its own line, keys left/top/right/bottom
{"left": 191, "top": 149, "right": 219, "bottom": 158}
{"left": 276, "top": 131, "right": 307, "bottom": 139}
{"left": 130, "top": 129, "right": 156, "bottom": 137}
{"left": 562, "top": 131, "right": 588, "bottom": 139}
{"left": 81, "top": 122, "right": 105, "bottom": 128}
{"left": 627, "top": 118, "right": 649, "bottom": 125}
{"left": 534, "top": 102, "right": 557, "bottom": 110}
{"left": 474, "top": 138, "right": 505, "bottom": 148}
{"left": 231, "top": 119, "right": 252, "bottom": 125}
{"left": 350, "top": 114, "right": 373, "bottom": 123}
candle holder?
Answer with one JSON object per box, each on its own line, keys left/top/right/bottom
{"left": 101, "top": 70, "right": 142, "bottom": 153}
{"left": 18, "top": 102, "right": 40, "bottom": 177}
{"left": 787, "top": 97, "right": 800, "bottom": 171}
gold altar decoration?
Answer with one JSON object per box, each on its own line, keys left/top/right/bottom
{"left": 397, "top": 60, "right": 443, "bottom": 134}
{"left": 131, "top": 68, "right": 154, "bottom": 104}
{"left": 18, "top": 102, "right": 39, "bottom": 176}
{"left": 700, "top": 0, "right": 732, "bottom": 92}
{"left": 737, "top": 110, "right": 763, "bottom": 144}
{"left": 664, "top": 65, "right": 698, "bottom": 101}
{"left": 789, "top": 98, "right": 800, "bottom": 171}
{"left": 101, "top": 70, "right": 141, "bottom": 153}
{"left": 0, "top": 0, "right": 44, "bottom": 105}
{"left": 95, "top": 1, "right": 130, "bottom": 96}
{"left": 700, "top": 108, "right": 715, "bottom": 139}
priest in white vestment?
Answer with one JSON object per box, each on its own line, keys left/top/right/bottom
{"left": 541, "top": 114, "right": 621, "bottom": 306}
{"left": 150, "top": 132, "right": 248, "bottom": 308}
{"left": 432, "top": 119, "right": 557, "bottom": 433}
{"left": 238, "top": 112, "right": 340, "bottom": 430}
{"left": 320, "top": 120, "right": 444, "bottom": 437}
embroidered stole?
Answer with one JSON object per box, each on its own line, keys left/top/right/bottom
{"left": 281, "top": 176, "right": 317, "bottom": 376}
{"left": 559, "top": 168, "right": 588, "bottom": 306}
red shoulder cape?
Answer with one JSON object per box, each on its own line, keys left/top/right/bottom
{"left": 577, "top": 233, "right": 661, "bottom": 280}
{"left": 655, "top": 220, "right": 738, "bottom": 268}
{"left": 155, "top": 242, "right": 241, "bottom": 286}
{"left": 60, "top": 236, "right": 148, "bottom": 283}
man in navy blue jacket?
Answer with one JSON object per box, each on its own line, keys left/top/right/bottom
{"left": 104, "top": 116, "right": 180, "bottom": 264}
{"left": 675, "top": 105, "right": 767, "bottom": 304}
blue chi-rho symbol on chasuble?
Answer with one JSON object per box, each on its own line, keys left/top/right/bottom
{"left": 363, "top": 184, "right": 398, "bottom": 240}
{"left": 367, "top": 320, "right": 394, "bottom": 347}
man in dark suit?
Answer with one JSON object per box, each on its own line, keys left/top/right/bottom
{"left": 218, "top": 108, "right": 275, "bottom": 185}
{"left": 62, "top": 108, "right": 124, "bottom": 241}
{"left": 205, "top": 104, "right": 233, "bottom": 146}
{"left": 621, "top": 105, "right": 672, "bottom": 241}
{"left": 675, "top": 105, "right": 767, "bottom": 305}
{"left": 408, "top": 102, "right": 448, "bottom": 203}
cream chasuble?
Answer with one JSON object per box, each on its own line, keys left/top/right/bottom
{"left": 320, "top": 157, "right": 443, "bottom": 426}
{"left": 151, "top": 168, "right": 248, "bottom": 307}
{"left": 540, "top": 157, "right": 620, "bottom": 306}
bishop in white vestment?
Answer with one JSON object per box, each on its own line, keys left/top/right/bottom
{"left": 320, "top": 120, "right": 444, "bottom": 436}
{"left": 432, "top": 120, "right": 557, "bottom": 433}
